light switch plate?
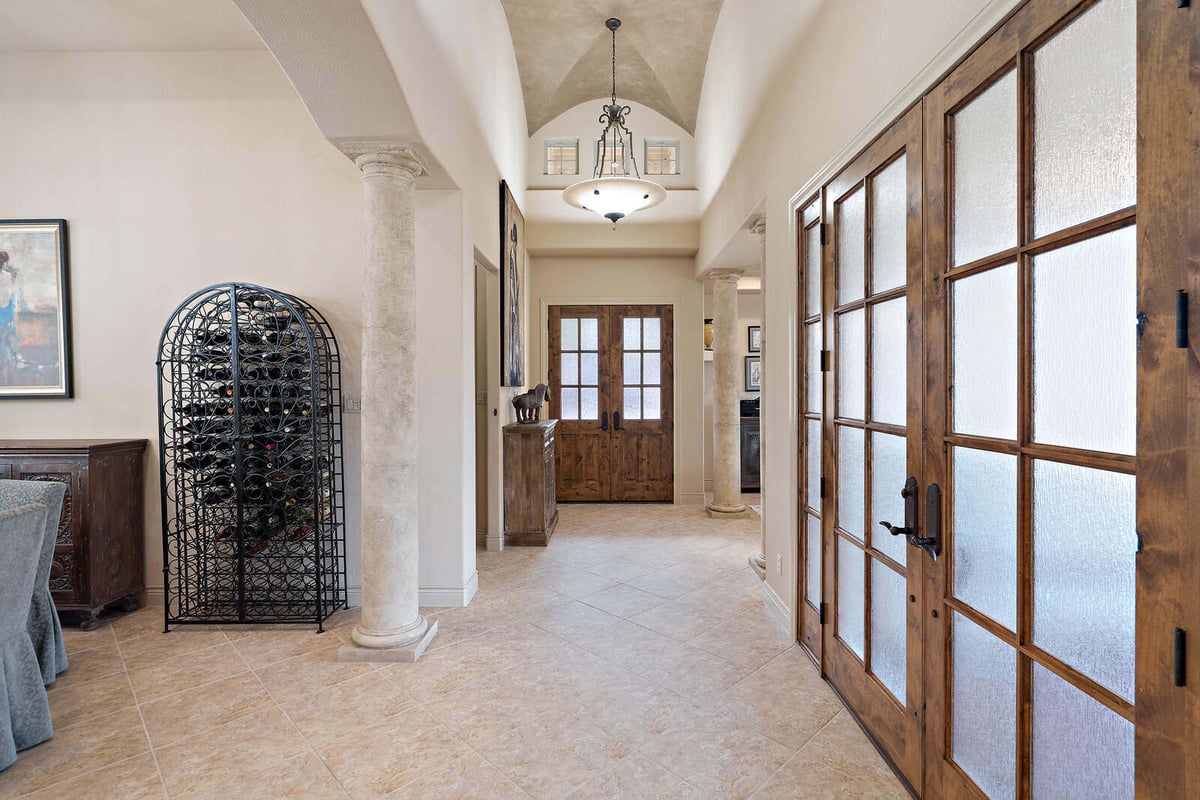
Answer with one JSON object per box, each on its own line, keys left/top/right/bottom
{"left": 343, "top": 397, "right": 362, "bottom": 414}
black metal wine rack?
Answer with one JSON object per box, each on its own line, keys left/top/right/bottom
{"left": 157, "top": 283, "right": 346, "bottom": 630}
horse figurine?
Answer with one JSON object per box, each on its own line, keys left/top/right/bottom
{"left": 512, "top": 383, "right": 551, "bottom": 423}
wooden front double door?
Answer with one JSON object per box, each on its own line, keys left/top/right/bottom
{"left": 796, "top": 0, "right": 1161, "bottom": 797}
{"left": 548, "top": 305, "right": 674, "bottom": 502}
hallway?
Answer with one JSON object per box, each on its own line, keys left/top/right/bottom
{"left": 1, "top": 504, "right": 906, "bottom": 800}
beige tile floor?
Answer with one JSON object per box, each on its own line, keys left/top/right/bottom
{"left": 0, "top": 503, "right": 909, "bottom": 800}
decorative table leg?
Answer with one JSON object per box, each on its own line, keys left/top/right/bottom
{"left": 79, "top": 607, "right": 102, "bottom": 631}
{"left": 117, "top": 595, "right": 140, "bottom": 613}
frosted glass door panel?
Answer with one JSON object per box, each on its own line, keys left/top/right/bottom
{"left": 837, "top": 537, "right": 865, "bottom": 659}
{"left": 1033, "top": 227, "right": 1136, "bottom": 455}
{"left": 952, "top": 264, "right": 1017, "bottom": 439}
{"left": 806, "top": 419, "right": 822, "bottom": 514}
{"left": 951, "top": 447, "right": 1017, "bottom": 631}
{"left": 952, "top": 69, "right": 1018, "bottom": 266}
{"left": 1031, "top": 664, "right": 1134, "bottom": 800}
{"left": 623, "top": 318, "right": 641, "bottom": 350}
{"left": 1033, "top": 0, "right": 1136, "bottom": 237}
{"left": 837, "top": 426, "right": 865, "bottom": 541}
{"left": 806, "top": 224, "right": 822, "bottom": 317}
{"left": 1032, "top": 460, "right": 1136, "bottom": 701}
{"left": 580, "top": 319, "right": 598, "bottom": 349}
{"left": 837, "top": 187, "right": 866, "bottom": 303}
{"left": 871, "top": 298, "right": 907, "bottom": 426}
{"left": 806, "top": 322, "right": 822, "bottom": 413}
{"left": 871, "top": 156, "right": 908, "bottom": 293}
{"left": 870, "top": 432, "right": 908, "bottom": 565}
{"left": 951, "top": 613, "right": 1017, "bottom": 800}
{"left": 806, "top": 513, "right": 822, "bottom": 607}
{"left": 870, "top": 560, "right": 907, "bottom": 703}
{"left": 561, "top": 319, "right": 579, "bottom": 350}
{"left": 838, "top": 310, "right": 866, "bottom": 421}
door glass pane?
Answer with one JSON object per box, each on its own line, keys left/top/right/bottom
{"left": 837, "top": 537, "right": 865, "bottom": 659}
{"left": 643, "top": 317, "right": 661, "bottom": 350}
{"left": 806, "top": 322, "right": 822, "bottom": 413}
{"left": 560, "top": 388, "right": 579, "bottom": 420}
{"left": 581, "top": 318, "right": 599, "bottom": 350}
{"left": 1032, "top": 664, "right": 1134, "bottom": 800}
{"left": 623, "top": 317, "right": 641, "bottom": 350}
{"left": 837, "top": 187, "right": 866, "bottom": 304}
{"left": 870, "top": 559, "right": 907, "bottom": 703}
{"left": 870, "top": 432, "right": 907, "bottom": 565}
{"left": 1033, "top": 460, "right": 1135, "bottom": 701}
{"left": 838, "top": 309, "right": 866, "bottom": 420}
{"left": 953, "top": 264, "right": 1017, "bottom": 439}
{"left": 806, "top": 419, "right": 822, "bottom": 514}
{"left": 1033, "top": 0, "right": 1136, "bottom": 237}
{"left": 580, "top": 388, "right": 599, "bottom": 420}
{"left": 623, "top": 353, "right": 641, "bottom": 386}
{"left": 952, "top": 69, "right": 1018, "bottom": 266}
{"left": 623, "top": 388, "right": 641, "bottom": 420}
{"left": 806, "top": 513, "right": 822, "bottom": 607}
{"left": 1033, "top": 227, "right": 1136, "bottom": 455}
{"left": 580, "top": 353, "right": 599, "bottom": 385}
{"left": 561, "top": 318, "right": 579, "bottom": 350}
{"left": 870, "top": 298, "right": 906, "bottom": 426}
{"left": 806, "top": 223, "right": 822, "bottom": 316}
{"left": 561, "top": 353, "right": 579, "bottom": 385}
{"left": 837, "top": 425, "right": 865, "bottom": 541}
{"left": 951, "top": 612, "right": 1017, "bottom": 800}
{"left": 952, "top": 447, "right": 1018, "bottom": 631}
{"left": 643, "top": 353, "right": 661, "bottom": 385}
{"left": 643, "top": 388, "right": 661, "bottom": 420}
{"left": 871, "top": 156, "right": 907, "bottom": 293}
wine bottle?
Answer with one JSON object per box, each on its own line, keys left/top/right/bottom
{"left": 179, "top": 435, "right": 233, "bottom": 454}
{"left": 210, "top": 384, "right": 236, "bottom": 399}
{"left": 193, "top": 329, "right": 231, "bottom": 348}
{"left": 201, "top": 486, "right": 234, "bottom": 505}
{"left": 178, "top": 453, "right": 232, "bottom": 471}
{"left": 193, "top": 365, "right": 232, "bottom": 382}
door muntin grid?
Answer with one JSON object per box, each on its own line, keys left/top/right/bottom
{"left": 801, "top": 200, "right": 824, "bottom": 613}
{"left": 620, "top": 316, "right": 663, "bottom": 420}
{"left": 558, "top": 316, "right": 600, "bottom": 421}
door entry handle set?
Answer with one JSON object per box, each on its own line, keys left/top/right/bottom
{"left": 879, "top": 476, "right": 941, "bottom": 561}
{"left": 601, "top": 411, "right": 609, "bottom": 431}
{"left": 597, "top": 412, "right": 623, "bottom": 432}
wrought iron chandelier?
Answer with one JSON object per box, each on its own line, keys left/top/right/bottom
{"left": 562, "top": 17, "right": 667, "bottom": 227}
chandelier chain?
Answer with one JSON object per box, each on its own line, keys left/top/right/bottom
{"left": 610, "top": 24, "right": 617, "bottom": 104}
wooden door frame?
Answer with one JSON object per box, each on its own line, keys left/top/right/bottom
{"left": 797, "top": 192, "right": 825, "bottom": 665}
{"left": 539, "top": 296, "right": 688, "bottom": 505}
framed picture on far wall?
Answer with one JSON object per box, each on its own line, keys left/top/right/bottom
{"left": 747, "top": 325, "right": 761, "bottom": 352}
{"left": 745, "top": 355, "right": 761, "bottom": 392}
{"left": 500, "top": 180, "right": 525, "bottom": 387}
{"left": 0, "top": 219, "right": 72, "bottom": 399}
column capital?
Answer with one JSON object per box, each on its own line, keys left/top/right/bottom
{"left": 749, "top": 214, "right": 766, "bottom": 238}
{"left": 335, "top": 140, "right": 427, "bottom": 178}
{"left": 710, "top": 268, "right": 744, "bottom": 286}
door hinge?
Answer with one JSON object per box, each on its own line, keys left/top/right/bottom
{"left": 819, "top": 350, "right": 830, "bottom": 372}
{"left": 819, "top": 476, "right": 827, "bottom": 499}
{"left": 819, "top": 602, "right": 827, "bottom": 625}
{"left": 1175, "top": 628, "right": 1187, "bottom": 687}
{"left": 1176, "top": 290, "right": 1188, "bottom": 348}
{"left": 819, "top": 223, "right": 828, "bottom": 246}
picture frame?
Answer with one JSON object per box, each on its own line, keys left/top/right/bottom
{"left": 499, "top": 180, "right": 526, "bottom": 387}
{"left": 0, "top": 219, "right": 72, "bottom": 398}
{"left": 744, "top": 355, "right": 761, "bottom": 392}
{"left": 747, "top": 325, "right": 761, "bottom": 352}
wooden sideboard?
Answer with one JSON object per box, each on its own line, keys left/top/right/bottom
{"left": 503, "top": 420, "right": 558, "bottom": 546}
{"left": 0, "top": 439, "right": 147, "bottom": 630}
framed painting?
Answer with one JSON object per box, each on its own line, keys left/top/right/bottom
{"left": 747, "top": 325, "right": 761, "bottom": 352}
{"left": 0, "top": 219, "right": 72, "bottom": 398}
{"left": 744, "top": 355, "right": 761, "bottom": 392}
{"left": 500, "top": 180, "right": 525, "bottom": 387}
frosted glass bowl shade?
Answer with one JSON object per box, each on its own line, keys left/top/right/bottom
{"left": 562, "top": 177, "right": 667, "bottom": 223}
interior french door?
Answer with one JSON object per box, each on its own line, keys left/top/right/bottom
{"left": 922, "top": 1, "right": 1137, "bottom": 798}
{"left": 820, "top": 104, "right": 926, "bottom": 789}
{"left": 548, "top": 304, "right": 674, "bottom": 502}
{"left": 797, "top": 195, "right": 824, "bottom": 661}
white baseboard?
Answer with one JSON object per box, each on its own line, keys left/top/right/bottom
{"left": 144, "top": 586, "right": 164, "bottom": 607}
{"left": 761, "top": 580, "right": 791, "bottom": 638}
{"left": 486, "top": 535, "right": 504, "bottom": 552}
{"left": 681, "top": 492, "right": 707, "bottom": 505}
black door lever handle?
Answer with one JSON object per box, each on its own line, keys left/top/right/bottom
{"left": 601, "top": 411, "right": 609, "bottom": 431}
{"left": 879, "top": 520, "right": 914, "bottom": 538}
{"left": 613, "top": 411, "right": 622, "bottom": 431}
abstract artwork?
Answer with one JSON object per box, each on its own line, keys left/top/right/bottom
{"left": 500, "top": 180, "right": 525, "bottom": 387}
{"left": 0, "top": 220, "right": 71, "bottom": 398}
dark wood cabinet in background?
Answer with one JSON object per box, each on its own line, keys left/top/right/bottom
{"left": 740, "top": 417, "right": 760, "bottom": 492}
{"left": 503, "top": 420, "right": 558, "bottom": 546}
{"left": 0, "top": 439, "right": 147, "bottom": 630}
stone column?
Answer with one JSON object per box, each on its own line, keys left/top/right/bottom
{"left": 337, "top": 142, "right": 437, "bottom": 662}
{"left": 749, "top": 216, "right": 768, "bottom": 577}
{"left": 708, "top": 269, "right": 750, "bottom": 518}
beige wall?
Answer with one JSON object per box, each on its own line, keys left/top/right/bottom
{"left": 702, "top": 289, "right": 762, "bottom": 490}
{"left": 527, "top": 257, "right": 705, "bottom": 504}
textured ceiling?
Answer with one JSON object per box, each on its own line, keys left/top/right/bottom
{"left": 501, "top": 0, "right": 724, "bottom": 135}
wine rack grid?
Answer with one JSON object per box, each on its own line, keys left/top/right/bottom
{"left": 157, "top": 283, "right": 346, "bottom": 630}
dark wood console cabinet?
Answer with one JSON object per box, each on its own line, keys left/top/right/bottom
{"left": 0, "top": 439, "right": 147, "bottom": 630}
{"left": 503, "top": 420, "right": 558, "bottom": 546}
{"left": 740, "top": 417, "right": 760, "bottom": 492}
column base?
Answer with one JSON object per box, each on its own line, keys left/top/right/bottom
{"left": 748, "top": 552, "right": 767, "bottom": 579}
{"left": 337, "top": 618, "right": 438, "bottom": 663}
{"left": 707, "top": 503, "right": 751, "bottom": 518}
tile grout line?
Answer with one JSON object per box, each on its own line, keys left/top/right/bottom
{"left": 743, "top": 711, "right": 845, "bottom": 799}
{"left": 113, "top": 623, "right": 173, "bottom": 800}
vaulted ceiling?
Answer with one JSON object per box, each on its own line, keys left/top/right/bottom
{"left": 500, "top": 0, "right": 724, "bottom": 135}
